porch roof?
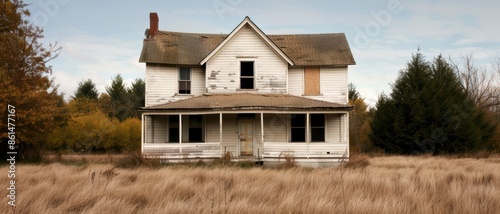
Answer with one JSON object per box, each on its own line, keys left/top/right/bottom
{"left": 140, "top": 93, "right": 353, "bottom": 111}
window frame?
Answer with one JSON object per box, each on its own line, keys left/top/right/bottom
{"left": 239, "top": 61, "right": 255, "bottom": 90}
{"left": 289, "top": 114, "right": 326, "bottom": 143}
{"left": 178, "top": 67, "right": 191, "bottom": 94}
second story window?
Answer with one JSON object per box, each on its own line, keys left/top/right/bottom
{"left": 240, "top": 61, "right": 254, "bottom": 89}
{"left": 179, "top": 67, "right": 191, "bottom": 94}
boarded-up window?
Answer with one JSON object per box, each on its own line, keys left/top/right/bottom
{"left": 240, "top": 61, "right": 254, "bottom": 89}
{"left": 304, "top": 67, "right": 320, "bottom": 95}
{"left": 179, "top": 67, "right": 191, "bottom": 94}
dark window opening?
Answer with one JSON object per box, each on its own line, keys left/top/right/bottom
{"left": 169, "top": 116, "right": 179, "bottom": 143}
{"left": 240, "top": 61, "right": 254, "bottom": 89}
{"left": 188, "top": 115, "right": 203, "bottom": 142}
{"left": 311, "top": 114, "right": 325, "bottom": 142}
{"left": 179, "top": 67, "right": 191, "bottom": 94}
{"left": 238, "top": 113, "right": 255, "bottom": 118}
{"left": 290, "top": 114, "right": 306, "bottom": 142}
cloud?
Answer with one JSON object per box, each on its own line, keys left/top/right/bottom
{"left": 49, "top": 33, "right": 144, "bottom": 100}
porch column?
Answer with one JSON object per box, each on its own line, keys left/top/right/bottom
{"left": 179, "top": 114, "right": 182, "bottom": 153}
{"left": 306, "top": 113, "right": 310, "bottom": 158}
{"left": 141, "top": 114, "right": 145, "bottom": 153}
{"left": 260, "top": 112, "right": 264, "bottom": 157}
{"left": 345, "top": 113, "right": 349, "bottom": 156}
{"left": 219, "top": 113, "right": 222, "bottom": 148}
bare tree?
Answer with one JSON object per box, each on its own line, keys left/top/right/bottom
{"left": 451, "top": 53, "right": 500, "bottom": 113}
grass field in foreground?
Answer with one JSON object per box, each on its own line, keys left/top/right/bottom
{"left": 1, "top": 155, "right": 500, "bottom": 214}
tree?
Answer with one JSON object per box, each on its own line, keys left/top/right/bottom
{"left": 348, "top": 83, "right": 361, "bottom": 101}
{"left": 0, "top": 0, "right": 68, "bottom": 161}
{"left": 73, "top": 79, "right": 99, "bottom": 100}
{"left": 348, "top": 83, "right": 373, "bottom": 153}
{"left": 370, "top": 52, "right": 495, "bottom": 154}
{"left": 104, "top": 75, "right": 144, "bottom": 120}
{"left": 451, "top": 53, "right": 500, "bottom": 113}
{"left": 105, "top": 74, "right": 131, "bottom": 121}
{"left": 128, "top": 78, "right": 145, "bottom": 118}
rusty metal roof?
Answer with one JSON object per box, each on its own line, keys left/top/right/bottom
{"left": 139, "top": 30, "right": 356, "bottom": 66}
{"left": 140, "top": 93, "right": 352, "bottom": 111}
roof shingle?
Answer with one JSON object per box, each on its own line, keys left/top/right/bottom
{"left": 140, "top": 93, "right": 352, "bottom": 111}
{"left": 139, "top": 30, "right": 356, "bottom": 66}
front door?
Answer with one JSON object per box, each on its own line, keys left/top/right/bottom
{"left": 239, "top": 119, "right": 254, "bottom": 156}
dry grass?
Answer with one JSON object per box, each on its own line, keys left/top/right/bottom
{"left": 2, "top": 155, "right": 500, "bottom": 213}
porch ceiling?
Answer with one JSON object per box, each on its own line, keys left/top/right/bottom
{"left": 139, "top": 93, "right": 353, "bottom": 111}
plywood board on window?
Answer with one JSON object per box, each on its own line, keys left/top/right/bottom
{"left": 304, "top": 67, "right": 320, "bottom": 95}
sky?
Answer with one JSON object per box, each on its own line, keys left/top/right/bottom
{"left": 24, "top": 0, "right": 500, "bottom": 107}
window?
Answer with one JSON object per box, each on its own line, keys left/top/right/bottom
{"left": 310, "top": 114, "right": 325, "bottom": 142}
{"left": 304, "top": 67, "right": 320, "bottom": 95}
{"left": 188, "top": 115, "right": 203, "bottom": 142}
{"left": 240, "top": 61, "right": 254, "bottom": 89}
{"left": 290, "top": 114, "right": 306, "bottom": 142}
{"left": 168, "top": 115, "right": 204, "bottom": 143}
{"left": 168, "top": 116, "right": 179, "bottom": 143}
{"left": 179, "top": 67, "right": 191, "bottom": 94}
{"left": 290, "top": 114, "right": 325, "bottom": 142}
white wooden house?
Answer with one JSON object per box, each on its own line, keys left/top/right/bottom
{"left": 138, "top": 13, "right": 356, "bottom": 165}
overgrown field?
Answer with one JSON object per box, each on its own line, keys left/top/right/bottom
{"left": 2, "top": 155, "right": 500, "bottom": 213}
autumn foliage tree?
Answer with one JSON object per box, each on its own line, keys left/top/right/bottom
{"left": 348, "top": 83, "right": 373, "bottom": 153}
{"left": 0, "top": 0, "right": 68, "bottom": 161}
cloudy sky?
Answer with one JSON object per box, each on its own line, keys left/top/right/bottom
{"left": 25, "top": 0, "right": 500, "bottom": 107}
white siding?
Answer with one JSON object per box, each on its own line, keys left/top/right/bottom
{"left": 146, "top": 65, "right": 177, "bottom": 106}
{"left": 206, "top": 26, "right": 288, "bottom": 93}
{"left": 191, "top": 67, "right": 205, "bottom": 95}
{"left": 205, "top": 114, "right": 221, "bottom": 143}
{"left": 152, "top": 116, "right": 167, "bottom": 143}
{"left": 145, "top": 65, "right": 206, "bottom": 107}
{"left": 288, "top": 68, "right": 303, "bottom": 96}
{"left": 318, "top": 67, "right": 348, "bottom": 104}
{"left": 326, "top": 114, "right": 341, "bottom": 144}
{"left": 221, "top": 114, "right": 238, "bottom": 148}
{"left": 263, "top": 114, "right": 287, "bottom": 143}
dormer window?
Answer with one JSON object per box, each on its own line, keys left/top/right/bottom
{"left": 179, "top": 67, "right": 191, "bottom": 94}
{"left": 240, "top": 61, "right": 254, "bottom": 89}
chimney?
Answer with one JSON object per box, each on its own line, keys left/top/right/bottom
{"left": 149, "top": 12, "right": 159, "bottom": 38}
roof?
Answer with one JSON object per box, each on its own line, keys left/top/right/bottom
{"left": 139, "top": 19, "right": 355, "bottom": 66}
{"left": 140, "top": 93, "right": 353, "bottom": 111}
{"left": 200, "top": 17, "right": 294, "bottom": 66}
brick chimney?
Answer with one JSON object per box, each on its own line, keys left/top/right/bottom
{"left": 149, "top": 12, "right": 159, "bottom": 38}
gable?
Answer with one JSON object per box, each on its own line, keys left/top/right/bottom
{"left": 200, "top": 17, "right": 294, "bottom": 66}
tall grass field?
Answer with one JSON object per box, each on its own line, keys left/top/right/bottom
{"left": 1, "top": 155, "right": 500, "bottom": 213}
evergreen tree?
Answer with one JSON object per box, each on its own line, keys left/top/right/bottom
{"left": 105, "top": 74, "right": 130, "bottom": 121}
{"left": 128, "top": 78, "right": 145, "bottom": 118}
{"left": 73, "top": 79, "right": 99, "bottom": 100}
{"left": 370, "top": 52, "right": 495, "bottom": 154}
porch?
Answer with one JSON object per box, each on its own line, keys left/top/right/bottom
{"left": 141, "top": 112, "right": 350, "bottom": 162}
{"left": 139, "top": 93, "right": 352, "bottom": 163}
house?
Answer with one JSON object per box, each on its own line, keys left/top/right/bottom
{"left": 138, "top": 13, "right": 355, "bottom": 166}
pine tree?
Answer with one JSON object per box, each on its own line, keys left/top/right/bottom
{"left": 73, "top": 79, "right": 99, "bottom": 100}
{"left": 370, "top": 52, "right": 495, "bottom": 154}
{"left": 105, "top": 74, "right": 130, "bottom": 121}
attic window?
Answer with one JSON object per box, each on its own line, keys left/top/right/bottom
{"left": 240, "top": 61, "right": 254, "bottom": 89}
{"left": 179, "top": 67, "right": 191, "bottom": 94}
